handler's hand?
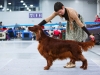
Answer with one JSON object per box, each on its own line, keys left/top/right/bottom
{"left": 89, "top": 35, "right": 95, "bottom": 41}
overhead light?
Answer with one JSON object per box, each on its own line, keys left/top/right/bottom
{"left": 7, "top": 8, "right": 9, "bottom": 11}
{"left": 8, "top": 3, "right": 11, "bottom": 5}
{"left": 9, "top": 9, "right": 12, "bottom": 12}
{"left": 0, "top": 5, "right": 3, "bottom": 8}
{"left": 2, "top": 8, "right": 5, "bottom": 11}
{"left": 28, "top": 9, "right": 31, "bottom": 11}
{"left": 23, "top": 3, "right": 26, "bottom": 5}
{"left": 30, "top": 5, "right": 33, "bottom": 7}
{"left": 25, "top": 5, "right": 27, "bottom": 8}
{"left": 27, "top": 7, "right": 29, "bottom": 10}
{"left": 20, "top": 0, "right": 24, "bottom": 3}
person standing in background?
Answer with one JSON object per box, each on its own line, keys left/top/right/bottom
{"left": 0, "top": 21, "right": 3, "bottom": 26}
{"left": 94, "top": 15, "right": 100, "bottom": 22}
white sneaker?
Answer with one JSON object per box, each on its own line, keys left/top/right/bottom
{"left": 63, "top": 62, "right": 76, "bottom": 68}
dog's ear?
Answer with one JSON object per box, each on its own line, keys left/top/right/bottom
{"left": 36, "top": 30, "right": 41, "bottom": 40}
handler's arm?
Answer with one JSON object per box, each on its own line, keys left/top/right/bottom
{"left": 38, "top": 12, "right": 57, "bottom": 26}
{"left": 72, "top": 13, "right": 91, "bottom": 36}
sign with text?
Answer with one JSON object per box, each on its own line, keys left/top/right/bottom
{"left": 29, "top": 13, "right": 42, "bottom": 18}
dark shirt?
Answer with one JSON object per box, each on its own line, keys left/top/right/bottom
{"left": 62, "top": 8, "right": 80, "bottom": 21}
{"left": 62, "top": 8, "right": 69, "bottom": 21}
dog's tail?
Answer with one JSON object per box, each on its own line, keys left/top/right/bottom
{"left": 78, "top": 40, "right": 95, "bottom": 51}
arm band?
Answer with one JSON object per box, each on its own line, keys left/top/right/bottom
{"left": 82, "top": 26, "right": 91, "bottom": 36}
{"left": 38, "top": 20, "right": 47, "bottom": 26}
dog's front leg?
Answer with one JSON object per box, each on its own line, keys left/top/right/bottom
{"left": 44, "top": 58, "right": 53, "bottom": 70}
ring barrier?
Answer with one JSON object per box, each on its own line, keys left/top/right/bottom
{"left": 0, "top": 22, "right": 100, "bottom": 40}
{"left": 0, "top": 22, "right": 100, "bottom": 28}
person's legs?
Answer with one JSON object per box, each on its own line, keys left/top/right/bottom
{"left": 64, "top": 15, "right": 87, "bottom": 68}
{"left": 64, "top": 27, "right": 76, "bottom": 68}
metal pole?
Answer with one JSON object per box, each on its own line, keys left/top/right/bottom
{"left": 4, "top": 0, "right": 7, "bottom": 12}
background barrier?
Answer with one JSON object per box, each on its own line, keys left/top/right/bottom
{"left": 0, "top": 22, "right": 100, "bottom": 28}
{"left": 0, "top": 32, "right": 6, "bottom": 40}
{"left": 0, "top": 22, "right": 100, "bottom": 41}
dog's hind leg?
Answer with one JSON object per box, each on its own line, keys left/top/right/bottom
{"left": 70, "top": 59, "right": 75, "bottom": 64}
{"left": 78, "top": 54, "right": 87, "bottom": 70}
{"left": 44, "top": 57, "right": 53, "bottom": 70}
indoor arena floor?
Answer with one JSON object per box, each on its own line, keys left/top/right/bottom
{"left": 0, "top": 40, "right": 100, "bottom": 75}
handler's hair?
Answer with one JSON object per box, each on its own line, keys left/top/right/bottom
{"left": 54, "top": 2, "right": 64, "bottom": 12}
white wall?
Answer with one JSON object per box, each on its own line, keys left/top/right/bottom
{"left": 0, "top": 0, "right": 97, "bottom": 25}
{"left": 0, "top": 11, "right": 43, "bottom": 25}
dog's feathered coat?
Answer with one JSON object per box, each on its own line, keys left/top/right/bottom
{"left": 28, "top": 25, "right": 95, "bottom": 70}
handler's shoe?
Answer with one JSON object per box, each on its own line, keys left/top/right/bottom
{"left": 63, "top": 62, "right": 76, "bottom": 68}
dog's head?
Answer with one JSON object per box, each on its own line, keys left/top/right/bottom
{"left": 28, "top": 25, "right": 42, "bottom": 40}
{"left": 28, "top": 25, "right": 42, "bottom": 33}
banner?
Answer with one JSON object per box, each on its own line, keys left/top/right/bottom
{"left": 29, "top": 13, "right": 42, "bottom": 18}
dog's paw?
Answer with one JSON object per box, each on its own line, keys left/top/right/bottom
{"left": 80, "top": 66, "right": 87, "bottom": 70}
{"left": 83, "top": 66, "right": 87, "bottom": 70}
{"left": 44, "top": 66, "right": 49, "bottom": 70}
{"left": 80, "top": 66, "right": 84, "bottom": 68}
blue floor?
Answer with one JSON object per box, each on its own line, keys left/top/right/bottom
{"left": 0, "top": 40, "right": 100, "bottom": 75}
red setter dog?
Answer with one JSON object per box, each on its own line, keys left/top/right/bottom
{"left": 28, "top": 25, "right": 95, "bottom": 70}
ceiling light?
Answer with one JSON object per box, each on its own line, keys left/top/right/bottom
{"left": 25, "top": 5, "right": 27, "bottom": 7}
{"left": 23, "top": 3, "right": 26, "bottom": 5}
{"left": 28, "top": 9, "right": 31, "bottom": 11}
{"left": 0, "top": 5, "right": 3, "bottom": 8}
{"left": 7, "top": 8, "right": 9, "bottom": 11}
{"left": 20, "top": 0, "right": 24, "bottom": 3}
{"left": 8, "top": 3, "right": 11, "bottom": 5}
{"left": 27, "top": 7, "right": 29, "bottom": 10}
{"left": 2, "top": 8, "right": 5, "bottom": 11}
{"left": 30, "top": 5, "right": 33, "bottom": 7}
{"left": 9, "top": 9, "right": 12, "bottom": 12}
